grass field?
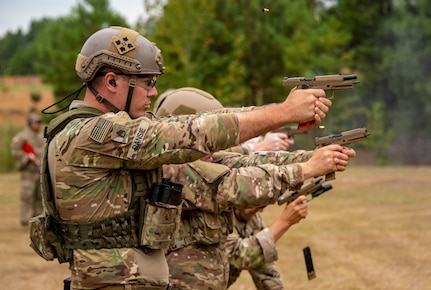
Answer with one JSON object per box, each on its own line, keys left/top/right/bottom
{"left": 1, "top": 166, "right": 430, "bottom": 290}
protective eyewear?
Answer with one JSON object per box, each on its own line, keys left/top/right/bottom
{"left": 135, "top": 76, "right": 157, "bottom": 91}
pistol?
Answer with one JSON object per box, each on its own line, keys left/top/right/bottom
{"left": 277, "top": 177, "right": 332, "bottom": 206}
{"left": 272, "top": 126, "right": 308, "bottom": 140}
{"left": 315, "top": 127, "right": 369, "bottom": 181}
{"left": 282, "top": 74, "right": 359, "bottom": 130}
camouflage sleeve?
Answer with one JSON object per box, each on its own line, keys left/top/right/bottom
{"left": 223, "top": 144, "right": 252, "bottom": 155}
{"left": 216, "top": 162, "right": 304, "bottom": 209}
{"left": 60, "top": 111, "right": 240, "bottom": 170}
{"left": 249, "top": 263, "right": 284, "bottom": 290}
{"left": 210, "top": 106, "right": 257, "bottom": 114}
{"left": 214, "top": 149, "right": 313, "bottom": 167}
{"left": 226, "top": 214, "right": 278, "bottom": 271}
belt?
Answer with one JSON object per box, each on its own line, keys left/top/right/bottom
{"left": 98, "top": 285, "right": 169, "bottom": 290}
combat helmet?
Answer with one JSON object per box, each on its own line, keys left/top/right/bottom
{"left": 76, "top": 26, "right": 164, "bottom": 81}
{"left": 153, "top": 87, "right": 224, "bottom": 117}
{"left": 75, "top": 26, "right": 164, "bottom": 115}
{"left": 27, "top": 112, "right": 42, "bottom": 126}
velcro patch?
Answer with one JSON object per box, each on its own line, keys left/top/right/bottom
{"left": 89, "top": 118, "right": 113, "bottom": 144}
{"left": 111, "top": 124, "right": 130, "bottom": 143}
{"left": 112, "top": 36, "right": 135, "bottom": 55}
{"left": 127, "top": 120, "right": 149, "bottom": 160}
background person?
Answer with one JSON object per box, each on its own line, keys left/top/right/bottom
{"left": 11, "top": 112, "right": 45, "bottom": 226}
{"left": 226, "top": 196, "right": 308, "bottom": 290}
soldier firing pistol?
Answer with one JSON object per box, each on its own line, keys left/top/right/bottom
{"left": 282, "top": 74, "right": 359, "bottom": 130}
{"left": 277, "top": 177, "right": 332, "bottom": 206}
{"left": 315, "top": 127, "right": 369, "bottom": 181}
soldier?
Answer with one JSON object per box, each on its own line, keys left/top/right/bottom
{"left": 34, "top": 26, "right": 333, "bottom": 290}
{"left": 11, "top": 112, "right": 45, "bottom": 226}
{"left": 226, "top": 125, "right": 299, "bottom": 290}
{"left": 226, "top": 199, "right": 308, "bottom": 290}
{"left": 153, "top": 87, "right": 356, "bottom": 289}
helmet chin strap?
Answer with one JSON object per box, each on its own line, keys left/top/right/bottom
{"left": 87, "top": 75, "right": 137, "bottom": 116}
{"left": 124, "top": 75, "right": 137, "bottom": 114}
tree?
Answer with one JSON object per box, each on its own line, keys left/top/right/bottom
{"left": 33, "top": 0, "right": 128, "bottom": 112}
{"left": 149, "top": 0, "right": 351, "bottom": 107}
{"left": 328, "top": 0, "right": 431, "bottom": 164}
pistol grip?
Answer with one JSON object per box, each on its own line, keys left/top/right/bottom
{"left": 325, "top": 171, "right": 335, "bottom": 181}
{"left": 298, "top": 121, "right": 313, "bottom": 130}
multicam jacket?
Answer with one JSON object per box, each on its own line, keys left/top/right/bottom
{"left": 226, "top": 212, "right": 283, "bottom": 290}
{"left": 49, "top": 100, "right": 241, "bottom": 289}
{"left": 162, "top": 150, "right": 312, "bottom": 289}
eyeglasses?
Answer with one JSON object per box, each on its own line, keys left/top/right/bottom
{"left": 95, "top": 72, "right": 157, "bottom": 91}
{"left": 135, "top": 76, "right": 157, "bottom": 91}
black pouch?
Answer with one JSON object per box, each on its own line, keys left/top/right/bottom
{"left": 140, "top": 179, "right": 183, "bottom": 250}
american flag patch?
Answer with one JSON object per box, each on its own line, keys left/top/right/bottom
{"left": 89, "top": 118, "right": 113, "bottom": 144}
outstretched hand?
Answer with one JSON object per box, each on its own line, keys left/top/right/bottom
{"left": 301, "top": 144, "right": 356, "bottom": 179}
{"left": 270, "top": 195, "right": 308, "bottom": 242}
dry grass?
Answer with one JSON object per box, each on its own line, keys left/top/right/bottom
{"left": 1, "top": 166, "right": 430, "bottom": 290}
{"left": 0, "top": 76, "right": 54, "bottom": 127}
{"left": 0, "top": 173, "right": 69, "bottom": 290}
{"left": 234, "top": 166, "right": 431, "bottom": 290}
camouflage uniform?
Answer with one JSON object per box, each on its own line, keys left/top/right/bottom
{"left": 152, "top": 87, "right": 313, "bottom": 289}
{"left": 11, "top": 115, "right": 45, "bottom": 225}
{"left": 226, "top": 212, "right": 283, "bottom": 290}
{"left": 50, "top": 100, "right": 242, "bottom": 289}
{"left": 163, "top": 149, "right": 312, "bottom": 289}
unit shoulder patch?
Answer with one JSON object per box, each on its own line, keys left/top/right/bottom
{"left": 111, "top": 124, "right": 130, "bottom": 143}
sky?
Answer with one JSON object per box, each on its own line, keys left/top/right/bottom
{"left": 0, "top": 0, "right": 145, "bottom": 37}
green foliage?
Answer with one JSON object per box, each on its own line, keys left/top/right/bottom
{"left": 0, "top": 19, "right": 51, "bottom": 75}
{"left": 33, "top": 0, "right": 129, "bottom": 108}
{"left": 149, "top": 0, "right": 351, "bottom": 107}
{"left": 328, "top": 0, "right": 431, "bottom": 164}
{"left": 30, "top": 92, "right": 41, "bottom": 104}
{"left": 0, "top": 125, "right": 23, "bottom": 173}
{"left": 364, "top": 101, "right": 393, "bottom": 164}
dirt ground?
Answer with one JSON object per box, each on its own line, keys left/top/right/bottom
{"left": 1, "top": 166, "right": 430, "bottom": 290}
{"left": 0, "top": 76, "right": 54, "bottom": 127}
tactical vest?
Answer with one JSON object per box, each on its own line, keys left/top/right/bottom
{"left": 168, "top": 160, "right": 234, "bottom": 252}
{"left": 29, "top": 106, "right": 183, "bottom": 263}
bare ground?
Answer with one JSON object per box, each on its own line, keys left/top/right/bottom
{"left": 1, "top": 166, "right": 430, "bottom": 290}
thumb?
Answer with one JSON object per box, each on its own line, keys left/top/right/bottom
{"left": 292, "top": 195, "right": 307, "bottom": 205}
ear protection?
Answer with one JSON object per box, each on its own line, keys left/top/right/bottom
{"left": 109, "top": 79, "right": 116, "bottom": 87}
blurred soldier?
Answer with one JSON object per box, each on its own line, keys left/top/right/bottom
{"left": 226, "top": 197, "right": 308, "bottom": 290}
{"left": 153, "top": 87, "right": 356, "bottom": 289}
{"left": 32, "top": 26, "right": 333, "bottom": 290}
{"left": 226, "top": 123, "right": 298, "bottom": 290}
{"left": 11, "top": 112, "right": 45, "bottom": 226}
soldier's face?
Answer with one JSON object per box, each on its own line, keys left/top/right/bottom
{"left": 120, "top": 76, "right": 158, "bottom": 118}
{"left": 130, "top": 86, "right": 158, "bottom": 118}
{"left": 29, "top": 121, "right": 42, "bottom": 132}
